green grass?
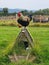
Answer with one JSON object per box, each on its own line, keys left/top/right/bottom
{"left": 0, "top": 26, "right": 20, "bottom": 56}
{"left": 28, "top": 27, "right": 49, "bottom": 45}
{"left": 28, "top": 27, "right": 49, "bottom": 63}
{"left": 0, "top": 26, "right": 49, "bottom": 65}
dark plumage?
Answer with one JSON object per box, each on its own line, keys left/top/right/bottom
{"left": 17, "top": 12, "right": 32, "bottom": 27}
{"left": 17, "top": 19, "right": 29, "bottom": 27}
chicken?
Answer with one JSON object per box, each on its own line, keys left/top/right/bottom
{"left": 16, "top": 12, "right": 32, "bottom": 28}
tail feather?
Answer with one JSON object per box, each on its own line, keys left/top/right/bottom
{"left": 28, "top": 15, "right": 32, "bottom": 21}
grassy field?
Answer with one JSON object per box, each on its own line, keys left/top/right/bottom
{"left": 0, "top": 20, "right": 49, "bottom": 27}
{"left": 0, "top": 26, "right": 49, "bottom": 65}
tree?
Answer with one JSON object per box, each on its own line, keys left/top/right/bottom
{"left": 3, "top": 8, "right": 8, "bottom": 16}
{"left": 21, "top": 10, "right": 29, "bottom": 15}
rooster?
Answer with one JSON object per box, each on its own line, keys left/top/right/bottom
{"left": 16, "top": 12, "right": 32, "bottom": 28}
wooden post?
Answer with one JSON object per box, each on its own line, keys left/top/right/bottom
{"left": 40, "top": 15, "right": 41, "bottom": 23}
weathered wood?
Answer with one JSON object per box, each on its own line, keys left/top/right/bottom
{"left": 16, "top": 27, "right": 33, "bottom": 47}
{"left": 8, "top": 27, "right": 34, "bottom": 62}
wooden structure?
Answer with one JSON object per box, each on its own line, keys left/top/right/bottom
{"left": 33, "top": 15, "right": 49, "bottom": 23}
{"left": 8, "top": 27, "right": 34, "bottom": 62}
{"left": 16, "top": 27, "right": 33, "bottom": 48}
{"left": 0, "top": 16, "right": 16, "bottom": 20}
